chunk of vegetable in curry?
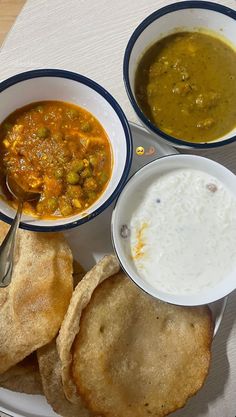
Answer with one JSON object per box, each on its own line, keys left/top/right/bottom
{"left": 0, "top": 101, "right": 112, "bottom": 218}
{"left": 135, "top": 31, "right": 236, "bottom": 142}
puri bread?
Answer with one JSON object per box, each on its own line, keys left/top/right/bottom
{"left": 72, "top": 273, "right": 213, "bottom": 417}
{"left": 0, "top": 352, "right": 43, "bottom": 395}
{"left": 57, "top": 255, "right": 120, "bottom": 403}
{"left": 37, "top": 262, "right": 92, "bottom": 417}
{"left": 0, "top": 221, "right": 73, "bottom": 374}
{"left": 37, "top": 340, "right": 92, "bottom": 417}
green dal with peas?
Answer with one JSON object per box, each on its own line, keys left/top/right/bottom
{"left": 0, "top": 101, "right": 112, "bottom": 218}
{"left": 135, "top": 31, "right": 236, "bottom": 143}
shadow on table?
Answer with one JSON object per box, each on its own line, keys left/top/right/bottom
{"left": 173, "top": 290, "right": 236, "bottom": 417}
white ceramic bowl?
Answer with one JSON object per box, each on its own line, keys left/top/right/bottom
{"left": 0, "top": 69, "right": 133, "bottom": 231}
{"left": 124, "top": 1, "right": 236, "bottom": 149}
{"left": 111, "top": 154, "right": 236, "bottom": 306}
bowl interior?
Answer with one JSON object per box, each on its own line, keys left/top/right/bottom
{"left": 127, "top": 4, "right": 236, "bottom": 144}
{"left": 112, "top": 154, "right": 236, "bottom": 305}
{"left": 0, "top": 74, "right": 130, "bottom": 229}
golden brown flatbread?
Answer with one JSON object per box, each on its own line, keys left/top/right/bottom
{"left": 72, "top": 272, "right": 213, "bottom": 417}
{"left": 37, "top": 261, "right": 91, "bottom": 417}
{"left": 37, "top": 340, "right": 91, "bottom": 417}
{"left": 0, "top": 352, "right": 43, "bottom": 394}
{"left": 0, "top": 258, "right": 82, "bottom": 398}
{"left": 0, "top": 221, "right": 73, "bottom": 374}
{"left": 57, "top": 255, "right": 120, "bottom": 404}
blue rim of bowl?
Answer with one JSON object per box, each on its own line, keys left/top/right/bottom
{"left": 123, "top": 0, "right": 236, "bottom": 149}
{"left": 0, "top": 68, "right": 133, "bottom": 232}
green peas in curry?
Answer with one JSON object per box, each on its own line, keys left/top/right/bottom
{"left": 135, "top": 31, "right": 236, "bottom": 143}
{"left": 0, "top": 101, "right": 112, "bottom": 218}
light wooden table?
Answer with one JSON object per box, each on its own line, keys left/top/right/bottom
{"left": 0, "top": 0, "right": 25, "bottom": 45}
{"left": 0, "top": 1, "right": 236, "bottom": 417}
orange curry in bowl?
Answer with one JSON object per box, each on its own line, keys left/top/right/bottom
{"left": 0, "top": 101, "right": 112, "bottom": 218}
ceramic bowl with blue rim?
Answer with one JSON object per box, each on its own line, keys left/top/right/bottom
{"left": 123, "top": 1, "right": 236, "bottom": 149}
{"left": 111, "top": 154, "right": 236, "bottom": 306}
{"left": 0, "top": 69, "right": 133, "bottom": 231}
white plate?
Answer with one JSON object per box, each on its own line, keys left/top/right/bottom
{"left": 0, "top": 122, "right": 227, "bottom": 417}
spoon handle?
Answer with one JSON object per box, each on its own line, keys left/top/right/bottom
{"left": 0, "top": 200, "right": 23, "bottom": 287}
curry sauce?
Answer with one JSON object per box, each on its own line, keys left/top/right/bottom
{"left": 135, "top": 31, "right": 236, "bottom": 142}
{"left": 0, "top": 101, "right": 112, "bottom": 218}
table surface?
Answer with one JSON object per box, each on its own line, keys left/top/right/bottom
{"left": 0, "top": 0, "right": 236, "bottom": 416}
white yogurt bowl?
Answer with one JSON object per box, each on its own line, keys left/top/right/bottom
{"left": 0, "top": 69, "right": 133, "bottom": 232}
{"left": 112, "top": 154, "right": 236, "bottom": 306}
{"left": 123, "top": 1, "right": 236, "bottom": 149}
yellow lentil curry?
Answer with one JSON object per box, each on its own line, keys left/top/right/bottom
{"left": 135, "top": 31, "right": 236, "bottom": 142}
{"left": 0, "top": 101, "right": 112, "bottom": 218}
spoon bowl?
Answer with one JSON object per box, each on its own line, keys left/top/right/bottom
{"left": 6, "top": 175, "right": 41, "bottom": 202}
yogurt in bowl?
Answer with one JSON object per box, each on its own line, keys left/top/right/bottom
{"left": 111, "top": 155, "right": 236, "bottom": 306}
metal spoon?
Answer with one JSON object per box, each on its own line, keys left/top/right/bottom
{"left": 0, "top": 175, "right": 40, "bottom": 287}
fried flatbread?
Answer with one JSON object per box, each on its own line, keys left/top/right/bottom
{"left": 0, "top": 259, "right": 82, "bottom": 398}
{"left": 57, "top": 255, "right": 120, "bottom": 404}
{"left": 72, "top": 259, "right": 86, "bottom": 288}
{"left": 37, "top": 261, "right": 92, "bottom": 417}
{"left": 0, "top": 352, "right": 43, "bottom": 395}
{"left": 0, "top": 221, "right": 73, "bottom": 374}
{"left": 37, "top": 340, "right": 92, "bottom": 417}
{"left": 72, "top": 273, "right": 213, "bottom": 417}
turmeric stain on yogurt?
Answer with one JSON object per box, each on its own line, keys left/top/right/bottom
{"left": 132, "top": 222, "right": 149, "bottom": 260}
